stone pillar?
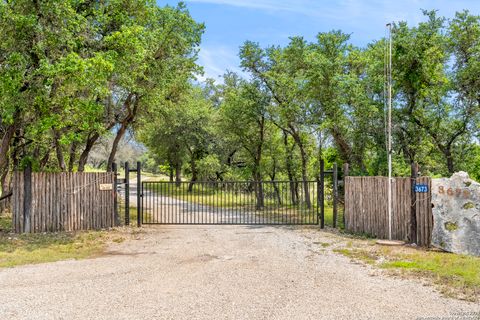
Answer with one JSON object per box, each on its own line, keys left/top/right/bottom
{"left": 431, "top": 172, "right": 480, "bottom": 256}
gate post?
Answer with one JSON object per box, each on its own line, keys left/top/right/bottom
{"left": 137, "top": 161, "right": 142, "bottom": 227}
{"left": 113, "top": 162, "right": 119, "bottom": 226}
{"left": 319, "top": 159, "right": 325, "bottom": 229}
{"left": 125, "top": 162, "right": 130, "bottom": 226}
{"left": 23, "top": 162, "right": 32, "bottom": 233}
{"left": 333, "top": 162, "right": 338, "bottom": 228}
{"left": 342, "top": 163, "right": 349, "bottom": 227}
{"left": 410, "top": 162, "right": 419, "bottom": 244}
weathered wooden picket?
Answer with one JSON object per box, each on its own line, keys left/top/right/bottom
{"left": 12, "top": 171, "right": 116, "bottom": 233}
{"left": 344, "top": 176, "right": 433, "bottom": 246}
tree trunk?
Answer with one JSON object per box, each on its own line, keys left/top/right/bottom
{"left": 78, "top": 132, "right": 100, "bottom": 172}
{"left": 0, "top": 142, "right": 12, "bottom": 214}
{"left": 169, "top": 167, "right": 174, "bottom": 182}
{"left": 78, "top": 110, "right": 117, "bottom": 172}
{"left": 283, "top": 131, "right": 297, "bottom": 205}
{"left": 175, "top": 161, "right": 182, "bottom": 187}
{"left": 330, "top": 126, "right": 366, "bottom": 174}
{"left": 106, "top": 122, "right": 128, "bottom": 172}
{"left": 294, "top": 180, "right": 300, "bottom": 204}
{"left": 68, "top": 141, "right": 78, "bottom": 172}
{"left": 253, "top": 155, "right": 264, "bottom": 209}
{"left": 52, "top": 128, "right": 66, "bottom": 171}
{"left": 269, "top": 159, "right": 282, "bottom": 205}
{"left": 11, "top": 128, "right": 24, "bottom": 171}
{"left": 33, "top": 145, "right": 51, "bottom": 170}
{"left": 188, "top": 156, "right": 198, "bottom": 192}
{"left": 272, "top": 181, "right": 281, "bottom": 205}
{"left": 444, "top": 147, "right": 455, "bottom": 174}
{"left": 291, "top": 129, "right": 311, "bottom": 209}
{"left": 0, "top": 157, "right": 11, "bottom": 214}
{"left": 39, "top": 152, "right": 50, "bottom": 169}
{"left": 0, "top": 123, "right": 17, "bottom": 180}
{"left": 254, "top": 169, "right": 264, "bottom": 210}
{"left": 106, "top": 95, "right": 139, "bottom": 172}
{"left": 299, "top": 144, "right": 311, "bottom": 209}
{"left": 254, "top": 117, "right": 265, "bottom": 209}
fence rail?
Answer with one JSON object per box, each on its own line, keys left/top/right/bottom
{"left": 13, "top": 171, "right": 116, "bottom": 233}
{"left": 344, "top": 176, "right": 433, "bottom": 246}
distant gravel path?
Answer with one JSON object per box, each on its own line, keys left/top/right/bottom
{"left": 0, "top": 184, "right": 478, "bottom": 319}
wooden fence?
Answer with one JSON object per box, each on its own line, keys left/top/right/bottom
{"left": 344, "top": 176, "right": 433, "bottom": 246}
{"left": 12, "top": 171, "right": 117, "bottom": 233}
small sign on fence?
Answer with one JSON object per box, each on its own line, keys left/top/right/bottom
{"left": 99, "top": 184, "right": 113, "bottom": 191}
{"left": 414, "top": 184, "right": 429, "bottom": 193}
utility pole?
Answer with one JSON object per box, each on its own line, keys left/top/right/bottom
{"left": 387, "top": 23, "right": 393, "bottom": 240}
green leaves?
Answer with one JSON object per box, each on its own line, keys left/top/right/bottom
{"left": 1, "top": 2, "right": 478, "bottom": 181}
{"left": 0, "top": 0, "right": 204, "bottom": 174}
{"left": 391, "top": 10, "right": 480, "bottom": 174}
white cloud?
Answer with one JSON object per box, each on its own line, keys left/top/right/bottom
{"left": 187, "top": 0, "right": 307, "bottom": 12}
{"left": 186, "top": 0, "right": 479, "bottom": 24}
{"left": 185, "top": 0, "right": 424, "bottom": 21}
{"left": 196, "top": 45, "right": 246, "bottom": 82}
{"left": 188, "top": 0, "right": 480, "bottom": 81}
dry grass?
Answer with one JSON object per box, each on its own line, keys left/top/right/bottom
{"left": 333, "top": 242, "right": 480, "bottom": 302}
{"left": 0, "top": 213, "right": 132, "bottom": 268}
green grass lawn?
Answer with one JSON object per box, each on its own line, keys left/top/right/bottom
{"left": 334, "top": 244, "right": 480, "bottom": 301}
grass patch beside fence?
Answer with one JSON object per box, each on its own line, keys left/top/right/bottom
{"left": 334, "top": 245, "right": 480, "bottom": 301}
{"left": 118, "top": 204, "right": 152, "bottom": 226}
{"left": 323, "top": 206, "right": 344, "bottom": 229}
{"left": 0, "top": 231, "right": 117, "bottom": 268}
{"left": 0, "top": 210, "right": 134, "bottom": 268}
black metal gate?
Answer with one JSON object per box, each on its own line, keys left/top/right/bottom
{"left": 116, "top": 160, "right": 341, "bottom": 227}
{"left": 140, "top": 180, "right": 319, "bottom": 225}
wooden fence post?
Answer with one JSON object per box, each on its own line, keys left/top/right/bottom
{"left": 333, "top": 162, "right": 338, "bottom": 228}
{"left": 316, "top": 176, "right": 320, "bottom": 225}
{"left": 320, "top": 159, "right": 325, "bottom": 229}
{"left": 113, "top": 162, "right": 119, "bottom": 226}
{"left": 410, "top": 162, "right": 418, "bottom": 244}
{"left": 342, "top": 163, "right": 349, "bottom": 227}
{"left": 137, "top": 161, "right": 142, "bottom": 227}
{"left": 125, "top": 161, "right": 130, "bottom": 226}
{"left": 23, "top": 162, "right": 32, "bottom": 233}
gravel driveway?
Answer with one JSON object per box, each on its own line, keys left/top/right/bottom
{"left": 0, "top": 185, "right": 478, "bottom": 319}
{"left": 0, "top": 225, "right": 479, "bottom": 319}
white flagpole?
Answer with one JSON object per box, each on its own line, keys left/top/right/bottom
{"left": 387, "top": 23, "right": 393, "bottom": 241}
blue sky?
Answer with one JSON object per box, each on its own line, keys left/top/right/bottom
{"left": 160, "top": 0, "right": 480, "bottom": 81}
